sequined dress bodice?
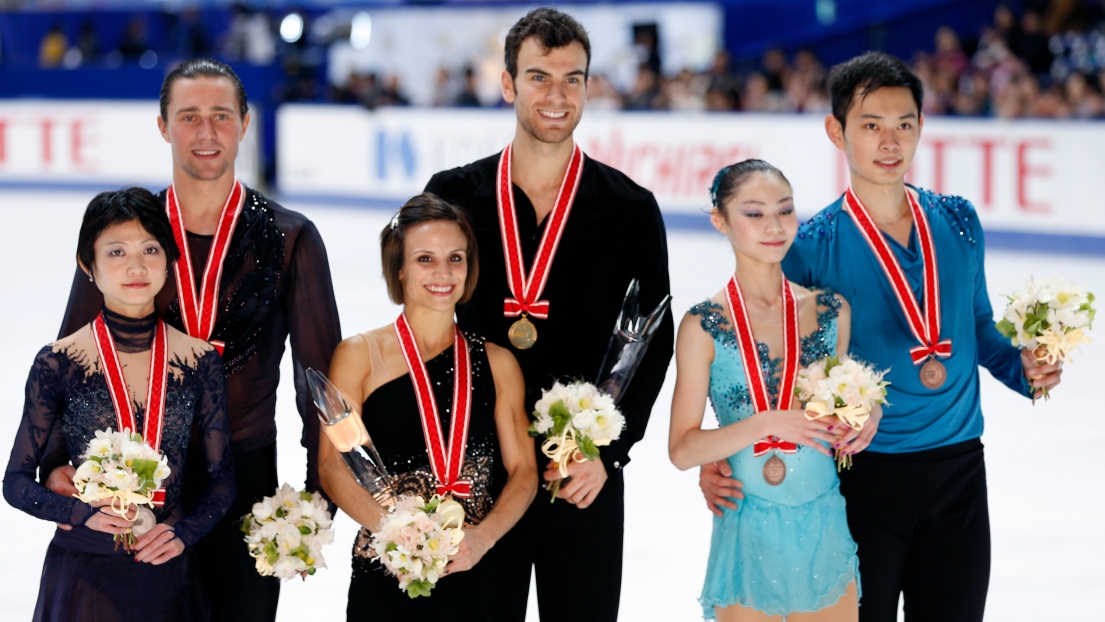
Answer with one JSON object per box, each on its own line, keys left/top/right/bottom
{"left": 691, "top": 291, "right": 841, "bottom": 506}
{"left": 360, "top": 333, "right": 505, "bottom": 524}
{"left": 4, "top": 322, "right": 234, "bottom": 556}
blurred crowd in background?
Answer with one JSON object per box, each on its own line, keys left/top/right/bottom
{"left": 22, "top": 1, "right": 1105, "bottom": 120}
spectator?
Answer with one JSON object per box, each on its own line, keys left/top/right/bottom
{"left": 454, "top": 66, "right": 481, "bottom": 107}
{"left": 39, "top": 22, "right": 67, "bottom": 68}
{"left": 170, "top": 7, "right": 209, "bottom": 59}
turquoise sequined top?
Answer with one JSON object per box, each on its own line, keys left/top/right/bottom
{"left": 693, "top": 290, "right": 841, "bottom": 505}
{"left": 782, "top": 187, "right": 1032, "bottom": 453}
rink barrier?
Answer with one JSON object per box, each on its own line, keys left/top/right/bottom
{"left": 276, "top": 190, "right": 1105, "bottom": 258}
{"left": 276, "top": 107, "right": 1105, "bottom": 244}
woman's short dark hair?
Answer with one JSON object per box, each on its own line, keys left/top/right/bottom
{"left": 504, "top": 7, "right": 591, "bottom": 80}
{"left": 77, "top": 187, "right": 180, "bottom": 271}
{"left": 710, "top": 159, "right": 791, "bottom": 218}
{"left": 828, "top": 51, "right": 923, "bottom": 129}
{"left": 160, "top": 58, "right": 249, "bottom": 120}
{"left": 380, "top": 193, "right": 479, "bottom": 306}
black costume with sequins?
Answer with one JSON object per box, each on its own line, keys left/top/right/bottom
{"left": 51, "top": 187, "right": 342, "bottom": 621}
{"left": 426, "top": 151, "right": 674, "bottom": 622}
{"left": 346, "top": 334, "right": 509, "bottom": 620}
{"left": 4, "top": 309, "right": 235, "bottom": 621}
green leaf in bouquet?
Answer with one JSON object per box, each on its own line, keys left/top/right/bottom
{"left": 299, "top": 491, "right": 314, "bottom": 502}
{"left": 526, "top": 423, "right": 542, "bottom": 438}
{"left": 275, "top": 507, "right": 287, "bottom": 519}
{"left": 129, "top": 458, "right": 158, "bottom": 481}
{"left": 386, "top": 542, "right": 398, "bottom": 552}
{"left": 240, "top": 515, "right": 254, "bottom": 534}
{"left": 299, "top": 525, "right": 313, "bottom": 535}
{"left": 406, "top": 578, "right": 434, "bottom": 599}
{"left": 131, "top": 433, "right": 144, "bottom": 444}
{"left": 548, "top": 400, "right": 572, "bottom": 436}
{"left": 575, "top": 435, "right": 601, "bottom": 462}
{"left": 824, "top": 355, "right": 841, "bottom": 373}
{"left": 264, "top": 541, "right": 278, "bottom": 565}
{"left": 995, "top": 318, "right": 1017, "bottom": 339}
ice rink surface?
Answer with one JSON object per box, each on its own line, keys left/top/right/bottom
{"left": 0, "top": 188, "right": 1101, "bottom": 621}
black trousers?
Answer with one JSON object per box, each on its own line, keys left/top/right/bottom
{"left": 183, "top": 442, "right": 281, "bottom": 622}
{"left": 497, "top": 470, "right": 625, "bottom": 622}
{"left": 839, "top": 438, "right": 990, "bottom": 622}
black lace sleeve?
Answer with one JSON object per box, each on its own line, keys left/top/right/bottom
{"left": 172, "top": 350, "right": 236, "bottom": 548}
{"left": 36, "top": 268, "right": 105, "bottom": 482}
{"left": 286, "top": 220, "right": 342, "bottom": 497}
{"left": 3, "top": 347, "right": 96, "bottom": 527}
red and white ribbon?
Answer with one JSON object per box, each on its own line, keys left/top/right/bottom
{"left": 92, "top": 313, "right": 168, "bottom": 506}
{"left": 393, "top": 314, "right": 473, "bottom": 498}
{"left": 166, "top": 179, "right": 245, "bottom": 354}
{"left": 725, "top": 274, "right": 800, "bottom": 457}
{"left": 495, "top": 142, "right": 584, "bottom": 320}
{"left": 842, "top": 188, "right": 951, "bottom": 365}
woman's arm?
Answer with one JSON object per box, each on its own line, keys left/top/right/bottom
{"left": 447, "top": 342, "right": 536, "bottom": 574}
{"left": 831, "top": 293, "right": 883, "bottom": 455}
{"left": 318, "top": 336, "right": 391, "bottom": 531}
{"left": 136, "top": 347, "right": 236, "bottom": 563}
{"left": 669, "top": 312, "right": 835, "bottom": 471}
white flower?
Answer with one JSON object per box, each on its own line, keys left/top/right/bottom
{"left": 73, "top": 459, "right": 102, "bottom": 482}
{"left": 532, "top": 414, "right": 554, "bottom": 435}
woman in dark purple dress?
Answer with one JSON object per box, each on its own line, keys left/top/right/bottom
{"left": 4, "top": 188, "right": 235, "bottom": 621}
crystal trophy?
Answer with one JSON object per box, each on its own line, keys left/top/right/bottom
{"left": 306, "top": 368, "right": 395, "bottom": 507}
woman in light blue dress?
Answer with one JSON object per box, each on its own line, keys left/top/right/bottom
{"left": 669, "top": 160, "right": 872, "bottom": 621}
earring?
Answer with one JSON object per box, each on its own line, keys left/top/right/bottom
{"left": 88, "top": 274, "right": 93, "bottom": 283}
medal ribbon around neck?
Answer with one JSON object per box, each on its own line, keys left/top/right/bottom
{"left": 393, "top": 314, "right": 473, "bottom": 498}
{"left": 725, "top": 274, "right": 800, "bottom": 458}
{"left": 166, "top": 179, "right": 245, "bottom": 351}
{"left": 495, "top": 142, "right": 584, "bottom": 320}
{"left": 92, "top": 313, "right": 169, "bottom": 506}
{"left": 842, "top": 187, "right": 951, "bottom": 365}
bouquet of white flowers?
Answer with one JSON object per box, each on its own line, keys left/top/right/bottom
{"left": 241, "top": 483, "right": 334, "bottom": 580}
{"left": 72, "top": 428, "right": 171, "bottom": 550}
{"left": 996, "top": 275, "right": 1095, "bottom": 401}
{"left": 795, "top": 356, "right": 889, "bottom": 471}
{"left": 370, "top": 494, "right": 466, "bottom": 598}
{"left": 529, "top": 381, "right": 626, "bottom": 501}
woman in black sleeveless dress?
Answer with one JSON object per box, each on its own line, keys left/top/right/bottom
{"left": 319, "top": 193, "right": 536, "bottom": 620}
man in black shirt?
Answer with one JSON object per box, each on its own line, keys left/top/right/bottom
{"left": 425, "top": 9, "right": 673, "bottom": 621}
{"left": 44, "top": 59, "right": 341, "bottom": 621}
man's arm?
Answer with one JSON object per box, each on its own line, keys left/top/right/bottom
{"left": 598, "top": 194, "right": 674, "bottom": 474}
{"left": 286, "top": 220, "right": 343, "bottom": 496}
{"left": 967, "top": 207, "right": 1048, "bottom": 397}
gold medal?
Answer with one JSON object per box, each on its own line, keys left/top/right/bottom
{"left": 508, "top": 315, "right": 538, "bottom": 350}
{"left": 762, "top": 454, "right": 787, "bottom": 486}
{"left": 919, "top": 357, "right": 947, "bottom": 389}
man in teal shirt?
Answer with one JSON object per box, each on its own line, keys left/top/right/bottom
{"left": 701, "top": 51, "right": 1062, "bottom": 621}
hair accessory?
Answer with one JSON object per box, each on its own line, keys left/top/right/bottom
{"left": 389, "top": 212, "right": 400, "bottom": 230}
{"left": 709, "top": 166, "right": 730, "bottom": 208}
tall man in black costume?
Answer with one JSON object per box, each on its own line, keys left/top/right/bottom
{"left": 424, "top": 8, "right": 674, "bottom": 621}
{"left": 44, "top": 59, "right": 342, "bottom": 621}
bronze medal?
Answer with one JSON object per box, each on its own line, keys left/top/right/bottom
{"left": 508, "top": 316, "right": 537, "bottom": 350}
{"left": 919, "top": 357, "right": 947, "bottom": 389}
{"left": 762, "top": 454, "right": 787, "bottom": 486}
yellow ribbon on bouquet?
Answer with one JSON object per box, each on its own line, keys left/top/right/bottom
{"left": 542, "top": 428, "right": 587, "bottom": 478}
{"left": 803, "top": 401, "right": 871, "bottom": 431}
{"left": 1035, "top": 326, "right": 1091, "bottom": 366}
